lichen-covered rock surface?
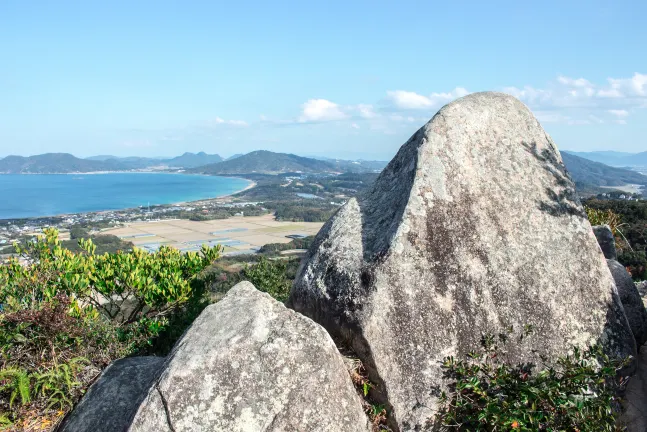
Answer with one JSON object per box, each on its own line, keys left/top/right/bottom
{"left": 129, "top": 281, "right": 370, "bottom": 432}
{"left": 608, "top": 259, "right": 647, "bottom": 346}
{"left": 59, "top": 356, "right": 164, "bottom": 432}
{"left": 290, "top": 91, "right": 635, "bottom": 430}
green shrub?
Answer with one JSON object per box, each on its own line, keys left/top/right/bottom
{"left": 1, "top": 229, "right": 220, "bottom": 323}
{"left": 242, "top": 257, "right": 292, "bottom": 302}
{"left": 435, "top": 328, "right": 629, "bottom": 431}
{"left": 69, "top": 226, "right": 89, "bottom": 240}
{"left": 0, "top": 229, "right": 222, "bottom": 429}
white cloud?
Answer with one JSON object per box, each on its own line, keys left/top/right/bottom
{"left": 351, "top": 123, "right": 360, "bottom": 129}
{"left": 357, "top": 104, "right": 377, "bottom": 118}
{"left": 299, "top": 99, "right": 347, "bottom": 122}
{"left": 211, "top": 117, "right": 249, "bottom": 127}
{"left": 386, "top": 90, "right": 434, "bottom": 109}
{"left": 608, "top": 109, "right": 629, "bottom": 117}
{"left": 603, "top": 73, "right": 647, "bottom": 98}
{"left": 557, "top": 76, "right": 593, "bottom": 88}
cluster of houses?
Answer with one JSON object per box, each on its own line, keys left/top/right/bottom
{"left": 596, "top": 192, "right": 643, "bottom": 201}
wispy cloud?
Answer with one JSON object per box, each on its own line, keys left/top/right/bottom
{"left": 209, "top": 117, "right": 249, "bottom": 127}
{"left": 502, "top": 73, "right": 647, "bottom": 124}
{"left": 123, "top": 72, "right": 647, "bottom": 149}
{"left": 608, "top": 109, "right": 629, "bottom": 117}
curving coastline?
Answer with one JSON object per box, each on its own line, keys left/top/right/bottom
{"left": 0, "top": 173, "right": 256, "bottom": 221}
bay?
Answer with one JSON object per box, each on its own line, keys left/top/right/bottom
{"left": 0, "top": 173, "right": 251, "bottom": 220}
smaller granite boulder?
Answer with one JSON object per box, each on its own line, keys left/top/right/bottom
{"left": 594, "top": 225, "right": 617, "bottom": 260}
{"left": 59, "top": 356, "right": 164, "bottom": 432}
{"left": 608, "top": 259, "right": 647, "bottom": 346}
{"left": 129, "top": 281, "right": 370, "bottom": 432}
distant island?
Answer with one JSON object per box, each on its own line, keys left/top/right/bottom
{"left": 1, "top": 149, "right": 645, "bottom": 196}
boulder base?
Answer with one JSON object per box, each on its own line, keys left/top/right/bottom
{"left": 60, "top": 356, "right": 164, "bottom": 432}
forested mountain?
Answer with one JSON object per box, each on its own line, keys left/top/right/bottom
{"left": 189, "top": 151, "right": 337, "bottom": 174}
{"left": 165, "top": 152, "right": 223, "bottom": 168}
{"left": 561, "top": 152, "right": 647, "bottom": 187}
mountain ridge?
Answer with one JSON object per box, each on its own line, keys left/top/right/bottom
{"left": 561, "top": 152, "right": 647, "bottom": 187}
{"left": 565, "top": 150, "right": 647, "bottom": 167}
{"left": 188, "top": 150, "right": 338, "bottom": 175}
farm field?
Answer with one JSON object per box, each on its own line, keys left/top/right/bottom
{"left": 103, "top": 214, "right": 324, "bottom": 255}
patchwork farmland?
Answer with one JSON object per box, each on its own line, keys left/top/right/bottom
{"left": 103, "top": 214, "right": 324, "bottom": 255}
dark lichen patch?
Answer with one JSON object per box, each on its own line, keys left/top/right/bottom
{"left": 522, "top": 141, "right": 585, "bottom": 219}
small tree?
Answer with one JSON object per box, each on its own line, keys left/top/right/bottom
{"left": 242, "top": 257, "right": 291, "bottom": 302}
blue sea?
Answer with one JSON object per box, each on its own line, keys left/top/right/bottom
{"left": 0, "top": 173, "right": 251, "bottom": 220}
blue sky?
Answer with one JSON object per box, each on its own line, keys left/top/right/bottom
{"left": 1, "top": 0, "right": 645, "bottom": 160}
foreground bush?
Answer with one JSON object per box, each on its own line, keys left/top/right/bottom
{"left": 0, "top": 229, "right": 221, "bottom": 430}
{"left": 436, "top": 328, "right": 630, "bottom": 431}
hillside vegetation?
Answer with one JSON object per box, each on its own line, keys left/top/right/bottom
{"left": 189, "top": 150, "right": 338, "bottom": 174}
{"left": 561, "top": 152, "right": 647, "bottom": 187}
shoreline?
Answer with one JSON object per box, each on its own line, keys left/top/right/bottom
{"left": 0, "top": 174, "right": 257, "bottom": 222}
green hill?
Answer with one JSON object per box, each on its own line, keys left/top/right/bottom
{"left": 561, "top": 152, "right": 647, "bottom": 187}
{"left": 165, "top": 152, "right": 223, "bottom": 168}
{"left": 189, "top": 151, "right": 337, "bottom": 174}
{"left": 0, "top": 153, "right": 126, "bottom": 174}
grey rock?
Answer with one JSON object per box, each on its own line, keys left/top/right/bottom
{"left": 129, "top": 281, "right": 370, "bottom": 432}
{"left": 594, "top": 225, "right": 618, "bottom": 260}
{"left": 609, "top": 259, "right": 647, "bottom": 346}
{"left": 637, "top": 281, "right": 647, "bottom": 310}
{"left": 621, "top": 343, "right": 647, "bottom": 431}
{"left": 59, "top": 356, "right": 164, "bottom": 432}
{"left": 290, "top": 91, "right": 635, "bottom": 431}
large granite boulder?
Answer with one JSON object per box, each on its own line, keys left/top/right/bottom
{"left": 129, "top": 281, "right": 370, "bottom": 432}
{"left": 608, "top": 259, "right": 647, "bottom": 346}
{"left": 290, "top": 91, "right": 635, "bottom": 430}
{"left": 594, "top": 224, "right": 617, "bottom": 260}
{"left": 59, "top": 356, "right": 164, "bottom": 432}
